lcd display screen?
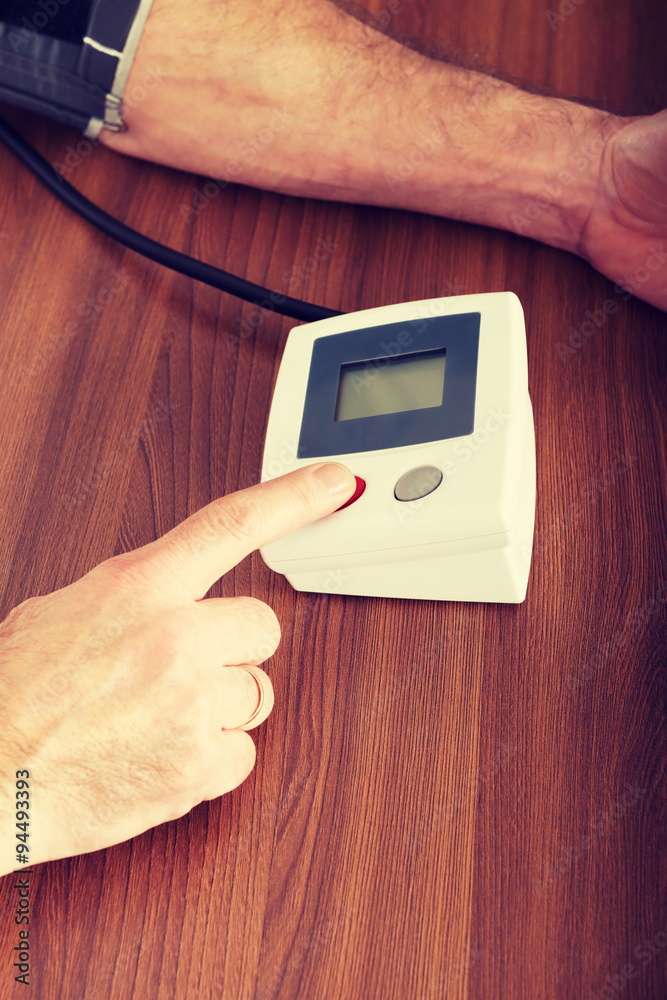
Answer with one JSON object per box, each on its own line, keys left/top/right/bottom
{"left": 334, "top": 349, "right": 447, "bottom": 422}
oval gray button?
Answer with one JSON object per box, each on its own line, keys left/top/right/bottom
{"left": 394, "top": 465, "right": 443, "bottom": 502}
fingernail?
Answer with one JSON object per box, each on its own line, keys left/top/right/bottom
{"left": 310, "top": 462, "right": 356, "bottom": 495}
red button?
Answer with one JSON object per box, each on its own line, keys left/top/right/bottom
{"left": 336, "top": 476, "right": 366, "bottom": 511}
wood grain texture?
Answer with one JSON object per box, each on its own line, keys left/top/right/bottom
{"left": 0, "top": 0, "right": 665, "bottom": 998}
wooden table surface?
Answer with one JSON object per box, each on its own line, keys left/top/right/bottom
{"left": 0, "top": 1, "right": 665, "bottom": 998}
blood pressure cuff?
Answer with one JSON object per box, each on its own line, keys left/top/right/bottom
{"left": 0, "top": 0, "right": 154, "bottom": 137}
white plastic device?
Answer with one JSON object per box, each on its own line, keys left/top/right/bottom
{"left": 260, "top": 292, "right": 535, "bottom": 603}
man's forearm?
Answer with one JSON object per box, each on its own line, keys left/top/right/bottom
{"left": 287, "top": 53, "right": 621, "bottom": 258}
{"left": 99, "top": 0, "right": 666, "bottom": 310}
{"left": 102, "top": 1, "right": 612, "bottom": 253}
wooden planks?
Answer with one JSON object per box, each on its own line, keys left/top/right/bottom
{"left": 0, "top": 0, "right": 665, "bottom": 997}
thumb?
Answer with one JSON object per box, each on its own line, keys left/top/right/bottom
{"left": 121, "top": 463, "right": 357, "bottom": 599}
{"left": 612, "top": 110, "right": 667, "bottom": 223}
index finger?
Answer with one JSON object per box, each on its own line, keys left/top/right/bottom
{"left": 124, "top": 463, "right": 356, "bottom": 599}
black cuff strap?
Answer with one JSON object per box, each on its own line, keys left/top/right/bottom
{"left": 0, "top": 0, "right": 154, "bottom": 137}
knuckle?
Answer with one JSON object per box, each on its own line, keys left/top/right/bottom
{"left": 147, "top": 620, "right": 202, "bottom": 682}
{"left": 0, "top": 594, "right": 46, "bottom": 636}
{"left": 200, "top": 495, "right": 264, "bottom": 545}
{"left": 230, "top": 597, "right": 280, "bottom": 662}
{"left": 160, "top": 720, "right": 212, "bottom": 795}
{"left": 7, "top": 595, "right": 43, "bottom": 617}
{"left": 284, "top": 478, "right": 317, "bottom": 517}
{"left": 89, "top": 551, "right": 155, "bottom": 592}
{"left": 178, "top": 742, "right": 212, "bottom": 790}
{"left": 235, "top": 596, "right": 280, "bottom": 636}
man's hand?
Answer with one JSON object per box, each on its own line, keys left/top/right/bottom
{"left": 0, "top": 462, "right": 356, "bottom": 877}
{"left": 578, "top": 109, "right": 667, "bottom": 310}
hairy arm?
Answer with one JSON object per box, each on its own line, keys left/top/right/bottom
{"left": 101, "top": 0, "right": 667, "bottom": 310}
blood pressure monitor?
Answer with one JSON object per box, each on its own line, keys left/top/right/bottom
{"left": 260, "top": 292, "right": 535, "bottom": 603}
